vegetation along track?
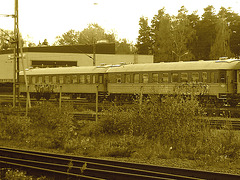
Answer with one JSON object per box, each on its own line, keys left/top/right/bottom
{"left": 1, "top": 147, "right": 240, "bottom": 180}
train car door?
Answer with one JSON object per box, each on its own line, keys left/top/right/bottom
{"left": 233, "top": 70, "right": 238, "bottom": 94}
{"left": 226, "top": 70, "right": 234, "bottom": 93}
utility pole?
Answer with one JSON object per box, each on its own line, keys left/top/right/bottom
{"left": 13, "top": 0, "right": 20, "bottom": 107}
{"left": 0, "top": 0, "right": 19, "bottom": 107}
{"left": 93, "top": 41, "right": 96, "bottom": 66}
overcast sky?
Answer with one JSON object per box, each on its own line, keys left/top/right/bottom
{"left": 0, "top": 0, "right": 240, "bottom": 45}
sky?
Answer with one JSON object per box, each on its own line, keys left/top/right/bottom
{"left": 0, "top": 0, "right": 240, "bottom": 45}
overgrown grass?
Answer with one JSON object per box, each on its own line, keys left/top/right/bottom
{"left": 0, "top": 102, "right": 76, "bottom": 149}
{"left": 0, "top": 95, "right": 240, "bottom": 171}
{"left": 0, "top": 168, "right": 48, "bottom": 180}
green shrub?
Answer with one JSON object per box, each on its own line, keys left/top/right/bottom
{"left": 1, "top": 168, "right": 48, "bottom": 180}
{"left": 27, "top": 102, "right": 76, "bottom": 149}
{"left": 94, "top": 95, "right": 207, "bottom": 154}
{"left": 0, "top": 115, "right": 31, "bottom": 140}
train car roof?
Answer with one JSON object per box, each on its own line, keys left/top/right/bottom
{"left": 20, "top": 66, "right": 108, "bottom": 75}
{"left": 106, "top": 60, "right": 240, "bottom": 73}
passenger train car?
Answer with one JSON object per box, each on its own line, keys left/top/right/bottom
{"left": 19, "top": 59, "right": 240, "bottom": 106}
{"left": 19, "top": 66, "right": 108, "bottom": 101}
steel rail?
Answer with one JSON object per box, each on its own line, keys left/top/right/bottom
{"left": 0, "top": 147, "right": 199, "bottom": 180}
{"left": 0, "top": 159, "right": 102, "bottom": 180}
{"left": 1, "top": 146, "right": 240, "bottom": 180}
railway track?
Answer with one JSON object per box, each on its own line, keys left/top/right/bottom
{"left": 1, "top": 146, "right": 240, "bottom": 180}
{"left": 73, "top": 113, "right": 240, "bottom": 130}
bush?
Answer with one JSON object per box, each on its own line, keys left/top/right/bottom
{"left": 27, "top": 102, "right": 76, "bottom": 149}
{"left": 0, "top": 115, "right": 31, "bottom": 140}
{"left": 1, "top": 168, "right": 47, "bottom": 180}
{"left": 93, "top": 95, "right": 207, "bottom": 154}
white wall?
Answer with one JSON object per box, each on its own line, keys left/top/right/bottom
{"left": 0, "top": 52, "right": 154, "bottom": 81}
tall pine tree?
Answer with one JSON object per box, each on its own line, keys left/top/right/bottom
{"left": 171, "top": 6, "right": 196, "bottom": 61}
{"left": 151, "top": 8, "right": 173, "bottom": 62}
{"left": 136, "top": 16, "right": 152, "bottom": 55}
{"left": 210, "top": 17, "right": 234, "bottom": 59}
{"left": 196, "top": 5, "right": 217, "bottom": 60}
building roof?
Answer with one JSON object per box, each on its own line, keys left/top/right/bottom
{"left": 0, "top": 44, "right": 115, "bottom": 55}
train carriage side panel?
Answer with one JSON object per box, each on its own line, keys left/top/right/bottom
{"left": 238, "top": 70, "right": 240, "bottom": 94}
{"left": 106, "top": 60, "right": 240, "bottom": 100}
{"left": 19, "top": 66, "right": 108, "bottom": 99}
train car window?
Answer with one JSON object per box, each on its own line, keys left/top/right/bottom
{"left": 59, "top": 76, "right": 64, "bottom": 84}
{"left": 152, "top": 73, "right": 158, "bottom": 83}
{"left": 210, "top": 72, "right": 214, "bottom": 83}
{"left": 99, "top": 75, "right": 103, "bottom": 84}
{"left": 52, "top": 76, "right": 57, "bottom": 84}
{"left": 191, "top": 72, "right": 199, "bottom": 82}
{"left": 72, "top": 75, "right": 77, "bottom": 84}
{"left": 143, "top": 73, "right": 149, "bottom": 83}
{"left": 49, "top": 76, "right": 52, "bottom": 83}
{"left": 45, "top": 76, "right": 49, "bottom": 83}
{"left": 134, "top": 74, "right": 139, "bottom": 83}
{"left": 210, "top": 72, "right": 218, "bottom": 83}
{"left": 92, "top": 75, "right": 96, "bottom": 84}
{"left": 215, "top": 72, "right": 218, "bottom": 83}
{"left": 116, "top": 74, "right": 121, "bottom": 83}
{"left": 202, "top": 72, "right": 207, "bottom": 83}
{"left": 125, "top": 74, "right": 131, "bottom": 83}
{"left": 66, "top": 76, "right": 71, "bottom": 84}
{"left": 171, "top": 73, "right": 179, "bottom": 83}
{"left": 39, "top": 76, "right": 43, "bottom": 83}
{"left": 180, "top": 73, "right": 188, "bottom": 82}
{"left": 220, "top": 71, "right": 226, "bottom": 83}
{"left": 32, "top": 76, "right": 36, "bottom": 84}
{"left": 79, "top": 75, "right": 85, "bottom": 83}
{"left": 86, "top": 75, "right": 91, "bottom": 84}
{"left": 162, "top": 73, "right": 168, "bottom": 83}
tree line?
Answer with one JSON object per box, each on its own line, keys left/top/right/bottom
{"left": 1, "top": 5, "right": 240, "bottom": 60}
{"left": 0, "top": 23, "right": 135, "bottom": 54}
{"left": 136, "top": 5, "right": 240, "bottom": 62}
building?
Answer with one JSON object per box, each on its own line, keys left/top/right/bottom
{"left": 0, "top": 44, "right": 153, "bottom": 83}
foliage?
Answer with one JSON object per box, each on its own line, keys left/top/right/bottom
{"left": 55, "top": 29, "right": 81, "bottom": 46}
{"left": 151, "top": 8, "right": 173, "bottom": 62}
{"left": 27, "top": 102, "right": 75, "bottom": 148}
{"left": 38, "top": 39, "right": 49, "bottom": 46}
{"left": 0, "top": 102, "right": 76, "bottom": 149}
{"left": 78, "top": 23, "right": 115, "bottom": 44}
{"left": 209, "top": 12, "right": 234, "bottom": 59}
{"left": 0, "top": 110, "right": 31, "bottom": 140}
{"left": 0, "top": 168, "right": 47, "bottom": 180}
{"left": 54, "top": 23, "right": 133, "bottom": 54}
{"left": 115, "top": 38, "right": 135, "bottom": 54}
{"left": 137, "top": 5, "right": 240, "bottom": 61}
{"left": 171, "top": 6, "right": 196, "bottom": 61}
{"left": 86, "top": 95, "right": 240, "bottom": 162}
{"left": 93, "top": 95, "right": 206, "bottom": 153}
{"left": 136, "top": 16, "right": 152, "bottom": 55}
{"left": 0, "top": 98, "right": 240, "bottom": 166}
{"left": 55, "top": 23, "right": 115, "bottom": 45}
{"left": 0, "top": 29, "right": 15, "bottom": 51}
